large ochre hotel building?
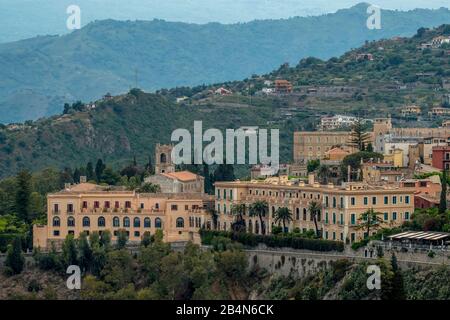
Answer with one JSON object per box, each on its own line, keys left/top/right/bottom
{"left": 33, "top": 176, "right": 415, "bottom": 249}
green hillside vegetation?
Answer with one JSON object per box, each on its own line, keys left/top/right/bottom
{"left": 1, "top": 25, "right": 450, "bottom": 179}
{"left": 2, "top": 4, "right": 450, "bottom": 123}
{"left": 2, "top": 235, "right": 450, "bottom": 300}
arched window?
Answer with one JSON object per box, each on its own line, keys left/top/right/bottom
{"left": 123, "top": 217, "right": 130, "bottom": 228}
{"left": 98, "top": 216, "right": 106, "bottom": 227}
{"left": 303, "top": 208, "right": 307, "bottom": 221}
{"left": 113, "top": 217, "right": 120, "bottom": 227}
{"left": 248, "top": 220, "right": 253, "bottom": 233}
{"left": 53, "top": 217, "right": 60, "bottom": 227}
{"left": 296, "top": 208, "right": 300, "bottom": 220}
{"left": 82, "top": 217, "right": 90, "bottom": 227}
{"left": 134, "top": 217, "right": 141, "bottom": 228}
{"left": 155, "top": 218, "right": 162, "bottom": 228}
{"left": 272, "top": 206, "right": 276, "bottom": 218}
{"left": 67, "top": 216, "right": 75, "bottom": 227}
{"left": 255, "top": 220, "right": 260, "bottom": 234}
{"left": 176, "top": 217, "right": 184, "bottom": 228}
{"left": 144, "top": 218, "right": 151, "bottom": 228}
{"left": 160, "top": 153, "right": 167, "bottom": 163}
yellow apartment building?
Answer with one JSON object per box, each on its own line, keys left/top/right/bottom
{"left": 33, "top": 182, "right": 214, "bottom": 250}
{"left": 293, "top": 131, "right": 363, "bottom": 162}
{"left": 214, "top": 177, "right": 414, "bottom": 243}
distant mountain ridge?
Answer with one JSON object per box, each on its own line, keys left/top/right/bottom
{"left": 1, "top": 3, "right": 450, "bottom": 123}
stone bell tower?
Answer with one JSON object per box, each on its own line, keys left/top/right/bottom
{"left": 155, "top": 144, "right": 175, "bottom": 174}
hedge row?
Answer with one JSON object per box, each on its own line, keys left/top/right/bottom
{"left": 199, "top": 229, "right": 344, "bottom": 252}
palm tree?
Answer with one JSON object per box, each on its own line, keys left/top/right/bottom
{"left": 208, "top": 208, "right": 219, "bottom": 230}
{"left": 230, "top": 203, "right": 247, "bottom": 232}
{"left": 249, "top": 200, "right": 269, "bottom": 235}
{"left": 308, "top": 201, "right": 322, "bottom": 238}
{"left": 355, "top": 208, "right": 384, "bottom": 239}
{"left": 274, "top": 207, "right": 293, "bottom": 233}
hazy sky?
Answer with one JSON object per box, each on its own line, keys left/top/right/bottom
{"left": 1, "top": 0, "right": 450, "bottom": 42}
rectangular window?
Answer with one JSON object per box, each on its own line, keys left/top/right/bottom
{"left": 384, "top": 212, "right": 388, "bottom": 221}
{"left": 332, "top": 213, "right": 336, "bottom": 224}
{"left": 115, "top": 201, "right": 120, "bottom": 208}
{"left": 223, "top": 190, "right": 226, "bottom": 199}
{"left": 185, "top": 205, "right": 189, "bottom": 210}
{"left": 230, "top": 190, "right": 233, "bottom": 200}
{"left": 125, "top": 201, "right": 131, "bottom": 209}
{"left": 372, "top": 197, "right": 377, "bottom": 205}
{"left": 140, "top": 203, "right": 144, "bottom": 209}
{"left": 384, "top": 196, "right": 388, "bottom": 205}
{"left": 340, "top": 233, "right": 343, "bottom": 241}
{"left": 67, "top": 204, "right": 73, "bottom": 213}
{"left": 392, "top": 212, "right": 397, "bottom": 220}
{"left": 351, "top": 197, "right": 356, "bottom": 206}
{"left": 392, "top": 196, "right": 397, "bottom": 205}
{"left": 404, "top": 212, "right": 410, "bottom": 220}
{"left": 325, "top": 231, "right": 329, "bottom": 239}
{"left": 325, "top": 212, "right": 329, "bottom": 224}
{"left": 134, "top": 231, "right": 140, "bottom": 237}
{"left": 364, "top": 197, "right": 368, "bottom": 205}
{"left": 332, "top": 232, "right": 336, "bottom": 240}
{"left": 351, "top": 214, "right": 356, "bottom": 225}
{"left": 340, "top": 214, "right": 344, "bottom": 225}
{"left": 82, "top": 201, "right": 88, "bottom": 209}
{"left": 405, "top": 196, "right": 410, "bottom": 204}
{"left": 171, "top": 204, "right": 178, "bottom": 211}
{"left": 105, "top": 201, "right": 110, "bottom": 209}
{"left": 94, "top": 201, "right": 99, "bottom": 209}
{"left": 351, "top": 233, "right": 355, "bottom": 242}
{"left": 217, "top": 188, "right": 221, "bottom": 199}
{"left": 53, "top": 230, "right": 60, "bottom": 236}
{"left": 53, "top": 204, "right": 59, "bottom": 213}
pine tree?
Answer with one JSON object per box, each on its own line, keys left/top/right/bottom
{"left": 349, "top": 118, "right": 371, "bottom": 151}
{"left": 15, "top": 170, "right": 31, "bottom": 223}
{"left": 5, "top": 237, "right": 25, "bottom": 275}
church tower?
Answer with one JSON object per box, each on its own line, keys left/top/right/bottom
{"left": 155, "top": 144, "right": 175, "bottom": 174}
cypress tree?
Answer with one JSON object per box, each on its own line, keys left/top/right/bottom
{"left": 86, "top": 162, "right": 95, "bottom": 181}
{"left": 439, "top": 169, "right": 447, "bottom": 214}
{"left": 5, "top": 237, "right": 25, "bottom": 275}
{"left": 15, "top": 170, "right": 31, "bottom": 223}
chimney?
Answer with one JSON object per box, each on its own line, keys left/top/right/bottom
{"left": 64, "top": 183, "right": 71, "bottom": 190}
{"left": 308, "top": 173, "right": 315, "bottom": 185}
{"left": 80, "top": 176, "right": 87, "bottom": 183}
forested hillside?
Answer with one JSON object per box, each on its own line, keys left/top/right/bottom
{"left": 2, "top": 3, "right": 450, "bottom": 122}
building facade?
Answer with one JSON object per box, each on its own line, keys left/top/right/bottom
{"left": 293, "top": 131, "right": 360, "bottom": 162}
{"left": 33, "top": 182, "right": 214, "bottom": 250}
{"left": 145, "top": 171, "right": 204, "bottom": 193}
{"left": 214, "top": 178, "right": 414, "bottom": 243}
